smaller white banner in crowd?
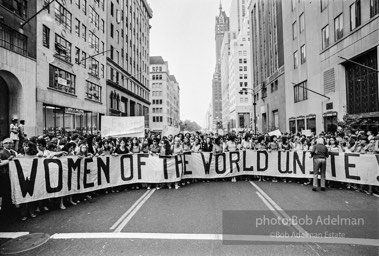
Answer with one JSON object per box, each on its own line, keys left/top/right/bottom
{"left": 302, "top": 129, "right": 312, "bottom": 137}
{"left": 101, "top": 116, "right": 145, "bottom": 138}
{"left": 9, "top": 151, "right": 379, "bottom": 204}
{"left": 268, "top": 130, "right": 282, "bottom": 137}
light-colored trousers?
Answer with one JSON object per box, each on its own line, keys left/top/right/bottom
{"left": 313, "top": 158, "right": 326, "bottom": 188}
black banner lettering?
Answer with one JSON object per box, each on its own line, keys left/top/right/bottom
{"left": 120, "top": 154, "right": 133, "bottom": 181}
{"left": 138, "top": 154, "right": 149, "bottom": 180}
{"left": 215, "top": 153, "right": 226, "bottom": 174}
{"left": 329, "top": 152, "right": 339, "bottom": 177}
{"left": 278, "top": 151, "right": 291, "bottom": 174}
{"left": 97, "top": 157, "right": 110, "bottom": 186}
{"left": 83, "top": 158, "right": 95, "bottom": 188}
{"left": 257, "top": 151, "right": 268, "bottom": 172}
{"left": 243, "top": 151, "right": 254, "bottom": 172}
{"left": 14, "top": 159, "right": 38, "bottom": 197}
{"left": 160, "top": 156, "right": 170, "bottom": 180}
{"left": 183, "top": 152, "right": 192, "bottom": 175}
{"left": 344, "top": 153, "right": 360, "bottom": 180}
{"left": 293, "top": 151, "right": 306, "bottom": 174}
{"left": 44, "top": 159, "right": 63, "bottom": 193}
{"left": 200, "top": 153, "right": 213, "bottom": 175}
{"left": 67, "top": 158, "right": 81, "bottom": 191}
{"left": 229, "top": 151, "right": 240, "bottom": 173}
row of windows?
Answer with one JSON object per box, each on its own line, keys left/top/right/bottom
{"left": 239, "top": 66, "right": 248, "bottom": 71}
{"left": 43, "top": 24, "right": 104, "bottom": 76}
{"left": 292, "top": 1, "right": 378, "bottom": 51}
{"left": 294, "top": 81, "right": 308, "bottom": 103}
{"left": 49, "top": 65, "right": 76, "bottom": 94}
{"left": 239, "top": 58, "right": 248, "bottom": 64}
{"left": 152, "top": 99, "right": 163, "bottom": 104}
{"left": 293, "top": 45, "right": 306, "bottom": 69}
{"left": 1, "top": 0, "right": 27, "bottom": 19}
{"left": 152, "top": 108, "right": 163, "bottom": 113}
{"left": 152, "top": 74, "right": 163, "bottom": 80}
{"left": 109, "top": 67, "right": 149, "bottom": 101}
{"left": 292, "top": 13, "right": 304, "bottom": 39}
{"left": 152, "top": 91, "right": 163, "bottom": 97}
{"left": 321, "top": 0, "right": 366, "bottom": 50}
{"left": 239, "top": 97, "right": 249, "bottom": 103}
{"left": 49, "top": 64, "right": 103, "bottom": 102}
{"left": 289, "top": 117, "right": 317, "bottom": 134}
{"left": 151, "top": 83, "right": 162, "bottom": 88}
{"left": 152, "top": 116, "right": 163, "bottom": 122}
{"left": 86, "top": 80, "right": 102, "bottom": 102}
{"left": 0, "top": 22, "right": 27, "bottom": 56}
{"left": 239, "top": 74, "right": 248, "bottom": 80}
{"left": 151, "top": 66, "right": 163, "bottom": 72}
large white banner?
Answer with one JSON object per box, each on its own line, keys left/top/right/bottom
{"left": 101, "top": 116, "right": 145, "bottom": 138}
{"left": 9, "top": 151, "right": 379, "bottom": 204}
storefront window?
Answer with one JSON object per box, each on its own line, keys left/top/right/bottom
{"left": 306, "top": 117, "right": 316, "bottom": 133}
{"left": 297, "top": 118, "right": 305, "bottom": 133}
{"left": 289, "top": 120, "right": 296, "bottom": 134}
{"left": 85, "top": 112, "right": 92, "bottom": 134}
{"left": 324, "top": 115, "right": 338, "bottom": 133}
{"left": 43, "top": 104, "right": 99, "bottom": 136}
{"left": 92, "top": 112, "right": 98, "bottom": 134}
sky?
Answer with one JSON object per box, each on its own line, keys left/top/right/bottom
{"left": 149, "top": 0, "right": 233, "bottom": 128}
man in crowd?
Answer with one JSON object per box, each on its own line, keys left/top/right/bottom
{"left": 0, "top": 138, "right": 17, "bottom": 213}
{"left": 311, "top": 137, "right": 329, "bottom": 192}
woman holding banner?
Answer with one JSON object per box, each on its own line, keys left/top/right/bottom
{"left": 171, "top": 136, "right": 183, "bottom": 189}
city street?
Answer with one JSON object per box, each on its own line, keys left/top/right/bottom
{"left": 0, "top": 180, "right": 378, "bottom": 255}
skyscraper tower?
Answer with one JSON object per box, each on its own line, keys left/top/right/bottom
{"left": 212, "top": 2, "right": 229, "bottom": 130}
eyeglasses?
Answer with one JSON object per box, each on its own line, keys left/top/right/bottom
{"left": 3, "top": 142, "right": 13, "bottom": 144}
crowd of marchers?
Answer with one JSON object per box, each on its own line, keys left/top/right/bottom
{"left": 1, "top": 123, "right": 379, "bottom": 221}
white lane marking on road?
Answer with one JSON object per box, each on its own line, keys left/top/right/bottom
{"left": 110, "top": 189, "right": 155, "bottom": 230}
{"left": 250, "top": 181, "right": 309, "bottom": 236}
{"left": 49, "top": 232, "right": 379, "bottom": 247}
{"left": 113, "top": 188, "right": 156, "bottom": 232}
{"left": 256, "top": 192, "right": 283, "bottom": 220}
{"left": 0, "top": 232, "right": 29, "bottom": 239}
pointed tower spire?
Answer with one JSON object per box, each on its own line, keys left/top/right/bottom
{"left": 219, "top": 0, "right": 222, "bottom": 11}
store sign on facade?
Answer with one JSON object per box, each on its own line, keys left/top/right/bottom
{"left": 65, "top": 107, "right": 85, "bottom": 115}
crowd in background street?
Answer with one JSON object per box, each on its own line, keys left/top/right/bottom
{"left": 1, "top": 117, "right": 378, "bottom": 221}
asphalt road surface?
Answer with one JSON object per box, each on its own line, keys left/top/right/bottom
{"left": 0, "top": 180, "right": 378, "bottom": 256}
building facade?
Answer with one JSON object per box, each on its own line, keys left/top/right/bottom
{"left": 249, "top": 0, "right": 285, "bottom": 134}
{"left": 35, "top": 0, "right": 107, "bottom": 136}
{"left": 220, "top": 31, "right": 230, "bottom": 130}
{"left": 106, "top": 0, "right": 152, "bottom": 130}
{"left": 204, "top": 102, "right": 213, "bottom": 132}
{"left": 149, "top": 56, "right": 180, "bottom": 135}
{"left": 0, "top": 0, "right": 37, "bottom": 139}
{"left": 228, "top": 8, "right": 253, "bottom": 132}
{"left": 228, "top": 0, "right": 253, "bottom": 131}
{"left": 283, "top": 0, "right": 379, "bottom": 134}
{"left": 229, "top": 0, "right": 249, "bottom": 39}
{"left": 212, "top": 3, "right": 229, "bottom": 130}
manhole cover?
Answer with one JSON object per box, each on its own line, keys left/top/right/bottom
{"left": 0, "top": 233, "right": 50, "bottom": 255}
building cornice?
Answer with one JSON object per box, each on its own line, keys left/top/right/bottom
{"left": 106, "top": 79, "right": 151, "bottom": 105}
{"left": 107, "top": 57, "right": 150, "bottom": 91}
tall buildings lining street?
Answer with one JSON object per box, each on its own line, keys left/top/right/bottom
{"left": 208, "top": 0, "right": 379, "bottom": 134}
{"left": 212, "top": 3, "right": 229, "bottom": 131}
{"left": 149, "top": 56, "right": 180, "bottom": 135}
{"left": 0, "top": 0, "right": 180, "bottom": 138}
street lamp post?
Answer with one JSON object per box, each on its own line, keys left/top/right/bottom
{"left": 239, "top": 88, "right": 260, "bottom": 135}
